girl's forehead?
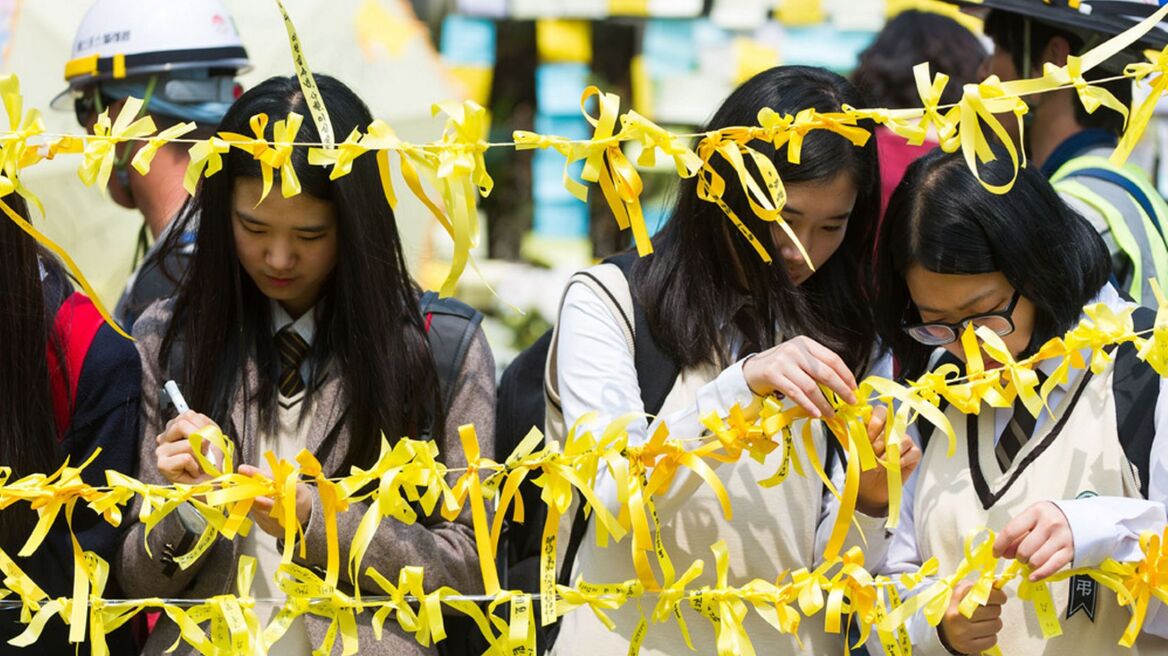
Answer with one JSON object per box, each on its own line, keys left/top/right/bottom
{"left": 232, "top": 178, "right": 336, "bottom": 225}
{"left": 906, "top": 268, "right": 1009, "bottom": 312}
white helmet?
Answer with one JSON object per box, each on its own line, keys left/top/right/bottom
{"left": 53, "top": 0, "right": 251, "bottom": 115}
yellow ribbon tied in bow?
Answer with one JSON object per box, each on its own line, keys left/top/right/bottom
{"left": 221, "top": 112, "right": 305, "bottom": 203}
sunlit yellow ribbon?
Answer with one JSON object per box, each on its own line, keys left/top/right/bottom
{"left": 431, "top": 101, "right": 492, "bottom": 297}
{"left": 946, "top": 77, "right": 1028, "bottom": 194}
{"left": 440, "top": 425, "right": 500, "bottom": 595}
{"left": 131, "top": 121, "right": 197, "bottom": 176}
{"left": 0, "top": 75, "right": 46, "bottom": 215}
{"left": 221, "top": 112, "right": 305, "bottom": 203}
{"left": 183, "top": 136, "right": 231, "bottom": 195}
{"left": 579, "top": 86, "right": 652, "bottom": 256}
{"left": 1137, "top": 279, "right": 1168, "bottom": 376}
{"left": 78, "top": 97, "right": 156, "bottom": 191}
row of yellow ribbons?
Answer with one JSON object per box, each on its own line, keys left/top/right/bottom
{"left": 1, "top": 1, "right": 1168, "bottom": 336}
{"left": 4, "top": 525, "right": 1166, "bottom": 656}
{"left": 0, "top": 288, "right": 1164, "bottom": 655}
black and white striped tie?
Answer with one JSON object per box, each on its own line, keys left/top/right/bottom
{"left": 995, "top": 371, "right": 1048, "bottom": 470}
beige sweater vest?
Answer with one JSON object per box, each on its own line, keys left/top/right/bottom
{"left": 914, "top": 361, "right": 1168, "bottom": 655}
{"left": 547, "top": 265, "right": 844, "bottom": 655}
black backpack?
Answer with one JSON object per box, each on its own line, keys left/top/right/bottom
{"left": 494, "top": 251, "right": 680, "bottom": 652}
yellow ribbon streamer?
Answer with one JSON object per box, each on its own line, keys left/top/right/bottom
{"left": 221, "top": 112, "right": 305, "bottom": 203}
{"left": 579, "top": 86, "right": 652, "bottom": 256}
{"left": 275, "top": 0, "right": 335, "bottom": 149}
{"left": 430, "top": 101, "right": 492, "bottom": 297}
{"left": 78, "top": 97, "right": 156, "bottom": 191}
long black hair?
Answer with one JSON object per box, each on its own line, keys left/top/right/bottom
{"left": 160, "top": 74, "right": 442, "bottom": 474}
{"left": 633, "top": 65, "right": 880, "bottom": 374}
{"left": 875, "top": 149, "right": 1112, "bottom": 378}
{"left": 0, "top": 198, "right": 67, "bottom": 540}
{"left": 853, "top": 10, "right": 986, "bottom": 109}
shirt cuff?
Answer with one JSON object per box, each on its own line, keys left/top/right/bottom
{"left": 1053, "top": 497, "right": 1166, "bottom": 567}
{"left": 853, "top": 509, "right": 892, "bottom": 567}
{"left": 701, "top": 358, "right": 762, "bottom": 418}
{"left": 902, "top": 598, "right": 953, "bottom": 656}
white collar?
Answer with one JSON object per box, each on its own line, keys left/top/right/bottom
{"left": 1037, "top": 283, "right": 1129, "bottom": 388}
{"left": 270, "top": 300, "right": 317, "bottom": 345}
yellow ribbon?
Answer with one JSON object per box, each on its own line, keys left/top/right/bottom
{"left": 268, "top": 562, "right": 358, "bottom": 655}
{"left": 183, "top": 136, "right": 231, "bottom": 195}
{"left": 440, "top": 425, "right": 501, "bottom": 595}
{"left": 220, "top": 112, "right": 305, "bottom": 203}
{"left": 1049, "top": 56, "right": 1129, "bottom": 127}
{"left": 131, "top": 121, "right": 197, "bottom": 176}
{"left": 946, "top": 77, "right": 1029, "bottom": 194}
{"left": 1094, "top": 527, "right": 1168, "bottom": 647}
{"left": 0, "top": 75, "right": 46, "bottom": 215}
{"left": 430, "top": 101, "right": 492, "bottom": 297}
{"left": 364, "top": 565, "right": 447, "bottom": 648}
{"left": 78, "top": 97, "right": 156, "bottom": 191}
{"left": 579, "top": 86, "right": 652, "bottom": 256}
{"left": 689, "top": 540, "right": 755, "bottom": 656}
{"left": 694, "top": 116, "right": 814, "bottom": 267}
{"left": 1137, "top": 279, "right": 1168, "bottom": 376}
{"left": 620, "top": 109, "right": 703, "bottom": 179}
{"left": 1116, "top": 47, "right": 1168, "bottom": 165}
{"left": 275, "top": 0, "right": 335, "bottom": 149}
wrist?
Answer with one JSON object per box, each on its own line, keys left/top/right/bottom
{"left": 741, "top": 354, "right": 767, "bottom": 397}
{"left": 856, "top": 498, "right": 889, "bottom": 518}
{"left": 937, "top": 622, "right": 965, "bottom": 656}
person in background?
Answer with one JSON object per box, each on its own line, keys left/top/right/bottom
{"left": 852, "top": 8, "right": 986, "bottom": 217}
{"left": 0, "top": 198, "right": 140, "bottom": 654}
{"left": 56, "top": 0, "right": 249, "bottom": 329}
{"left": 941, "top": 0, "right": 1168, "bottom": 307}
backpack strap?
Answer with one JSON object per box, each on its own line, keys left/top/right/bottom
{"left": 544, "top": 263, "right": 636, "bottom": 421}
{"left": 46, "top": 293, "right": 105, "bottom": 439}
{"left": 1114, "top": 305, "right": 1159, "bottom": 498}
{"left": 419, "top": 291, "right": 484, "bottom": 414}
{"left": 1064, "top": 166, "right": 1163, "bottom": 235}
{"left": 604, "top": 251, "right": 681, "bottom": 417}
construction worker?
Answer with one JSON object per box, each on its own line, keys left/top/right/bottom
{"left": 942, "top": 0, "right": 1168, "bottom": 307}
{"left": 54, "top": 0, "right": 250, "bottom": 328}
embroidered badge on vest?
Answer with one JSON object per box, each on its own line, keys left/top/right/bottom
{"left": 1066, "top": 491, "right": 1098, "bottom": 623}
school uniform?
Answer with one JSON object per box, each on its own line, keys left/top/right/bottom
{"left": 883, "top": 285, "right": 1168, "bottom": 654}
{"left": 549, "top": 262, "right": 892, "bottom": 655}
{"left": 117, "top": 298, "right": 496, "bottom": 656}
{"left": 0, "top": 266, "right": 141, "bottom": 655}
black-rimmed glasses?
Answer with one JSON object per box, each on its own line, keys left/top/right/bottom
{"left": 901, "top": 290, "right": 1021, "bottom": 346}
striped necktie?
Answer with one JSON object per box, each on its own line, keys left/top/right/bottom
{"left": 276, "top": 326, "right": 310, "bottom": 398}
{"left": 995, "top": 371, "right": 1048, "bottom": 471}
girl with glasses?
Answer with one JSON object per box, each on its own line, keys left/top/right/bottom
{"left": 874, "top": 148, "right": 1168, "bottom": 654}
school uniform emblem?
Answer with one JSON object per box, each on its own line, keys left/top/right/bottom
{"left": 1066, "top": 491, "right": 1097, "bottom": 622}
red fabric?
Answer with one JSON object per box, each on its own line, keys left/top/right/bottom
{"left": 425, "top": 312, "right": 434, "bottom": 333}
{"left": 877, "top": 127, "right": 936, "bottom": 215}
{"left": 46, "top": 293, "right": 104, "bottom": 439}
